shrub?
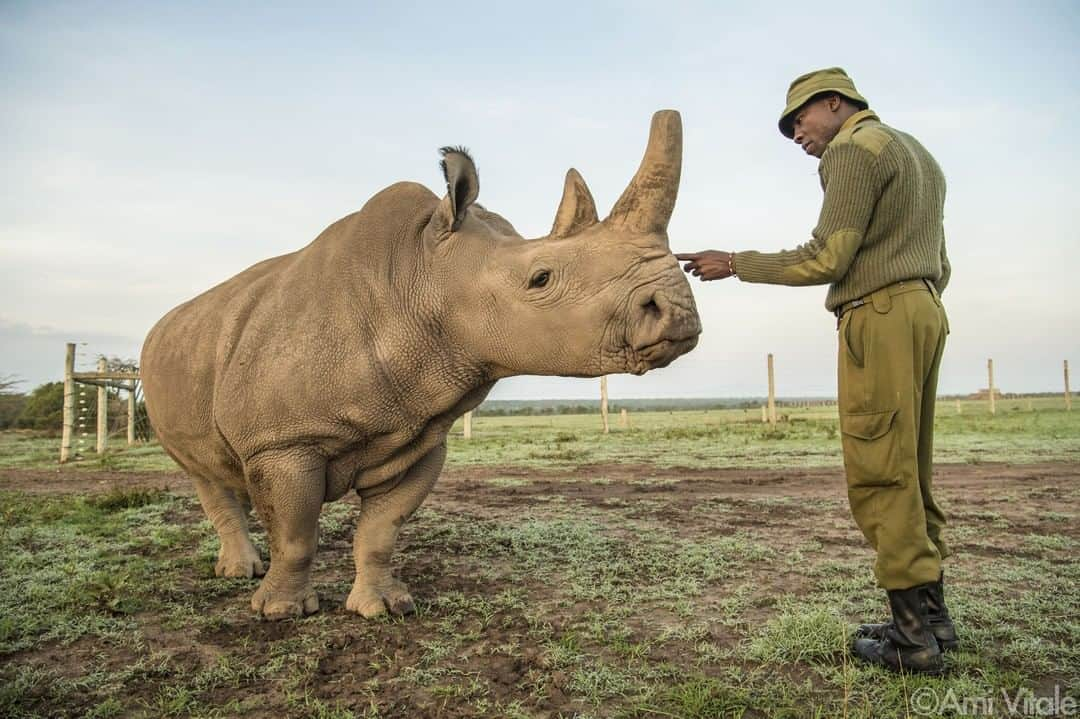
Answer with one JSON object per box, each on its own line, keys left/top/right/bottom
{"left": 15, "top": 382, "right": 64, "bottom": 430}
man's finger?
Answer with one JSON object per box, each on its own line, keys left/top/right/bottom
{"left": 674, "top": 253, "right": 701, "bottom": 260}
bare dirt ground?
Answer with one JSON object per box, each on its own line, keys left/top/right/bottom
{"left": 2, "top": 462, "right": 1078, "bottom": 718}
{"left": 6, "top": 460, "right": 1077, "bottom": 502}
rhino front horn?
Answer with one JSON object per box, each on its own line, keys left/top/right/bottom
{"left": 604, "top": 109, "right": 682, "bottom": 236}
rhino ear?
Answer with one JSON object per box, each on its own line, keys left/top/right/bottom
{"left": 550, "top": 168, "right": 599, "bottom": 238}
{"left": 435, "top": 146, "right": 479, "bottom": 233}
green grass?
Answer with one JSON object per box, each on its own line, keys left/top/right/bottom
{"left": 1, "top": 399, "right": 1078, "bottom": 717}
{"left": 0, "top": 431, "right": 177, "bottom": 471}
{"left": 0, "top": 482, "right": 1076, "bottom": 718}
{"left": 0, "top": 488, "right": 201, "bottom": 655}
{"left": 2, "top": 399, "right": 1077, "bottom": 473}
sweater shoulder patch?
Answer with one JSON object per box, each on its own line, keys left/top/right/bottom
{"left": 848, "top": 124, "right": 892, "bottom": 156}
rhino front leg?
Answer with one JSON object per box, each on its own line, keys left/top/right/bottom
{"left": 193, "top": 477, "right": 265, "bottom": 578}
{"left": 347, "top": 442, "right": 444, "bottom": 618}
{"left": 246, "top": 451, "right": 325, "bottom": 620}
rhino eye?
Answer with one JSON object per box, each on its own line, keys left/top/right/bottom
{"left": 529, "top": 270, "right": 551, "bottom": 289}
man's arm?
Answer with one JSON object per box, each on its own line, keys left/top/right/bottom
{"left": 730, "top": 142, "right": 884, "bottom": 286}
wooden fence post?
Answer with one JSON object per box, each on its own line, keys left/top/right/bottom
{"left": 463, "top": 411, "right": 472, "bottom": 440}
{"left": 767, "top": 354, "right": 777, "bottom": 426}
{"left": 600, "top": 376, "right": 610, "bottom": 434}
{"left": 620, "top": 408, "right": 628, "bottom": 428}
{"left": 955, "top": 398, "right": 962, "bottom": 415}
{"left": 96, "top": 358, "right": 108, "bottom": 453}
{"left": 987, "top": 358, "right": 996, "bottom": 415}
{"left": 127, "top": 381, "right": 136, "bottom": 445}
{"left": 1066, "top": 360, "right": 1072, "bottom": 411}
{"left": 60, "top": 343, "right": 76, "bottom": 463}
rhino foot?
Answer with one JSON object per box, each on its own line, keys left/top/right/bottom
{"left": 216, "top": 546, "right": 265, "bottom": 578}
{"left": 346, "top": 579, "right": 415, "bottom": 618}
{"left": 251, "top": 582, "right": 319, "bottom": 620}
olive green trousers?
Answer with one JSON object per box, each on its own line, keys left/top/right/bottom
{"left": 837, "top": 280, "right": 950, "bottom": 590}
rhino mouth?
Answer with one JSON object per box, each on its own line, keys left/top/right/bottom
{"left": 629, "top": 332, "right": 700, "bottom": 375}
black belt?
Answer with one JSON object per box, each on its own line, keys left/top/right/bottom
{"left": 833, "top": 279, "right": 936, "bottom": 319}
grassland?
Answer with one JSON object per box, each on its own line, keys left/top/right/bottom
{"left": 0, "top": 398, "right": 1077, "bottom": 718}
{"left": 1, "top": 396, "right": 1077, "bottom": 473}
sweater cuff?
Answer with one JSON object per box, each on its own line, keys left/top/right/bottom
{"left": 733, "top": 251, "right": 787, "bottom": 284}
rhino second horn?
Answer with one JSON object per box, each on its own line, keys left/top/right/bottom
{"left": 605, "top": 109, "right": 683, "bottom": 235}
{"left": 550, "top": 168, "right": 599, "bottom": 238}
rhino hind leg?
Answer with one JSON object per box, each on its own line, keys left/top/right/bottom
{"left": 347, "top": 442, "right": 445, "bottom": 618}
{"left": 193, "top": 477, "right": 265, "bottom": 578}
{"left": 246, "top": 451, "right": 326, "bottom": 620}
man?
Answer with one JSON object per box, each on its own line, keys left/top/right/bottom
{"left": 677, "top": 67, "right": 956, "bottom": 675}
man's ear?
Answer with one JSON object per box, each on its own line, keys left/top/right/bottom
{"left": 433, "top": 146, "right": 479, "bottom": 235}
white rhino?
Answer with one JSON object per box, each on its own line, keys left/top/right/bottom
{"left": 140, "top": 110, "right": 701, "bottom": 620}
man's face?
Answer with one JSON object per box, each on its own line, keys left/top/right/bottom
{"left": 791, "top": 95, "right": 843, "bottom": 158}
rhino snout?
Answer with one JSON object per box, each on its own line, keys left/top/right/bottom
{"left": 627, "top": 286, "right": 701, "bottom": 373}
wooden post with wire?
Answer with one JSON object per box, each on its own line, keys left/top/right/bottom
{"left": 767, "top": 354, "right": 777, "bottom": 426}
{"left": 60, "top": 343, "right": 76, "bottom": 463}
{"left": 619, "top": 408, "right": 628, "bottom": 428}
{"left": 1066, "top": 360, "right": 1072, "bottom": 411}
{"left": 127, "top": 381, "right": 136, "bottom": 445}
{"left": 59, "top": 345, "right": 141, "bottom": 463}
{"left": 96, "top": 358, "right": 108, "bottom": 453}
{"left": 600, "top": 376, "right": 610, "bottom": 434}
{"left": 987, "top": 358, "right": 996, "bottom": 415}
{"left": 463, "top": 411, "right": 472, "bottom": 440}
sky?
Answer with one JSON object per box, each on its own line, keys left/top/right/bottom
{"left": 3, "top": 1, "right": 1078, "bottom": 400}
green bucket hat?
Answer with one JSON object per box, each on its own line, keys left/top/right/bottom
{"left": 778, "top": 67, "right": 869, "bottom": 138}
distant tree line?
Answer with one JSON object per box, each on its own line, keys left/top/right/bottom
{"left": 474, "top": 400, "right": 769, "bottom": 416}
{"left": 476, "top": 404, "right": 600, "bottom": 417}
{"left": 0, "top": 378, "right": 61, "bottom": 430}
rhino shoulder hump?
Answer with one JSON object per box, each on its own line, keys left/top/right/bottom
{"left": 367, "top": 181, "right": 440, "bottom": 210}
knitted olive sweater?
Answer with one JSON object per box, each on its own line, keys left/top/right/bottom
{"left": 734, "top": 110, "right": 950, "bottom": 311}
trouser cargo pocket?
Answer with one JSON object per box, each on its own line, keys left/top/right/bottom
{"left": 840, "top": 408, "right": 902, "bottom": 487}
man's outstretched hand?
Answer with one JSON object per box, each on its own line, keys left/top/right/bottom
{"left": 675, "top": 250, "right": 735, "bottom": 281}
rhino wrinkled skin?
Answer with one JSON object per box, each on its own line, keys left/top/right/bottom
{"left": 140, "top": 111, "right": 701, "bottom": 620}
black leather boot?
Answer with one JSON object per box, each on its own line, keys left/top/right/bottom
{"left": 852, "top": 584, "right": 944, "bottom": 674}
{"left": 855, "top": 573, "right": 959, "bottom": 651}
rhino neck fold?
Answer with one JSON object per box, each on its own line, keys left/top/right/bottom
{"left": 383, "top": 335, "right": 495, "bottom": 424}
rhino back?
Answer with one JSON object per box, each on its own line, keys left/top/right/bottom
{"left": 145, "top": 181, "right": 459, "bottom": 491}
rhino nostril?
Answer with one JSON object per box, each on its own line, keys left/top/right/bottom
{"left": 641, "top": 298, "right": 661, "bottom": 318}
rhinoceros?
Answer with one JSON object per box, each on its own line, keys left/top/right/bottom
{"left": 140, "top": 110, "right": 701, "bottom": 620}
